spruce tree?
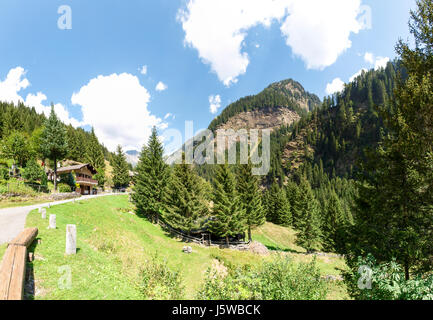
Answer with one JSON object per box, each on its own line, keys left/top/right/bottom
{"left": 163, "top": 155, "right": 208, "bottom": 235}
{"left": 85, "top": 128, "right": 106, "bottom": 187}
{"left": 286, "top": 179, "right": 301, "bottom": 228}
{"left": 351, "top": 0, "right": 433, "bottom": 279}
{"left": 208, "top": 163, "right": 246, "bottom": 246}
{"left": 112, "top": 145, "right": 130, "bottom": 189}
{"left": 40, "top": 106, "right": 68, "bottom": 191}
{"left": 296, "top": 178, "right": 322, "bottom": 252}
{"left": 237, "top": 161, "right": 266, "bottom": 241}
{"left": 132, "top": 127, "right": 169, "bottom": 224}
{"left": 266, "top": 181, "right": 291, "bottom": 227}
{"left": 322, "top": 190, "right": 345, "bottom": 252}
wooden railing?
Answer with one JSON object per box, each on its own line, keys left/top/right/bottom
{"left": 0, "top": 228, "right": 38, "bottom": 300}
{"left": 76, "top": 177, "right": 98, "bottom": 185}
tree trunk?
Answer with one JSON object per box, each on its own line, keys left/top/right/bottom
{"left": 248, "top": 227, "right": 252, "bottom": 242}
{"left": 226, "top": 235, "right": 229, "bottom": 247}
{"left": 54, "top": 158, "right": 57, "bottom": 192}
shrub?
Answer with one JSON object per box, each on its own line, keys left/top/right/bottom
{"left": 0, "top": 179, "right": 37, "bottom": 196}
{"left": 197, "top": 256, "right": 328, "bottom": 300}
{"left": 22, "top": 159, "right": 45, "bottom": 183}
{"left": 58, "top": 183, "right": 72, "bottom": 193}
{"left": 139, "top": 256, "right": 184, "bottom": 300}
{"left": 344, "top": 254, "right": 433, "bottom": 300}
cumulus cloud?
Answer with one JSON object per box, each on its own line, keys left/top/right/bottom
{"left": 209, "top": 94, "right": 222, "bottom": 114}
{"left": 179, "top": 0, "right": 368, "bottom": 85}
{"left": 71, "top": 73, "right": 166, "bottom": 151}
{"left": 374, "top": 56, "right": 390, "bottom": 70}
{"left": 139, "top": 65, "right": 148, "bottom": 75}
{"left": 155, "top": 81, "right": 168, "bottom": 92}
{"left": 0, "top": 67, "right": 80, "bottom": 127}
{"left": 349, "top": 68, "right": 368, "bottom": 82}
{"left": 0, "top": 67, "right": 30, "bottom": 105}
{"left": 326, "top": 78, "right": 345, "bottom": 95}
{"left": 364, "top": 52, "right": 374, "bottom": 64}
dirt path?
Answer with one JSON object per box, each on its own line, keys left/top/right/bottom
{"left": 0, "top": 193, "right": 123, "bottom": 245}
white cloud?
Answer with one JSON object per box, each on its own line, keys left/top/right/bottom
{"left": 209, "top": 94, "right": 222, "bottom": 114}
{"left": 364, "top": 52, "right": 374, "bottom": 64}
{"left": 71, "top": 73, "right": 166, "bottom": 151}
{"left": 0, "top": 67, "right": 30, "bottom": 105}
{"left": 0, "top": 67, "right": 80, "bottom": 127}
{"left": 179, "top": 0, "right": 367, "bottom": 85}
{"left": 155, "top": 81, "right": 168, "bottom": 92}
{"left": 349, "top": 68, "right": 368, "bottom": 82}
{"left": 139, "top": 65, "right": 148, "bottom": 75}
{"left": 326, "top": 78, "right": 345, "bottom": 95}
{"left": 374, "top": 56, "right": 390, "bottom": 70}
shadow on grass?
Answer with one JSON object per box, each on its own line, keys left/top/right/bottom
{"left": 262, "top": 244, "right": 304, "bottom": 254}
{"left": 24, "top": 239, "right": 39, "bottom": 300}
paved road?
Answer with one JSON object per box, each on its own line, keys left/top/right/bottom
{"left": 0, "top": 193, "right": 123, "bottom": 245}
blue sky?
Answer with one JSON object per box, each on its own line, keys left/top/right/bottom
{"left": 0, "top": 0, "right": 416, "bottom": 153}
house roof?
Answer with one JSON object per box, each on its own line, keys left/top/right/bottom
{"left": 53, "top": 163, "right": 97, "bottom": 175}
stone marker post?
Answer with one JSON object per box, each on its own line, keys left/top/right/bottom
{"left": 41, "top": 208, "right": 47, "bottom": 219}
{"left": 49, "top": 214, "right": 56, "bottom": 229}
{"left": 66, "top": 225, "right": 77, "bottom": 255}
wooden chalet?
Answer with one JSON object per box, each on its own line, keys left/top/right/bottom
{"left": 48, "top": 163, "right": 98, "bottom": 195}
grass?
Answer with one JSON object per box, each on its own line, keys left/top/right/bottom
{"left": 0, "top": 197, "right": 52, "bottom": 209}
{"left": 25, "top": 195, "right": 349, "bottom": 300}
{"left": 0, "top": 243, "right": 7, "bottom": 263}
{"left": 252, "top": 222, "right": 306, "bottom": 253}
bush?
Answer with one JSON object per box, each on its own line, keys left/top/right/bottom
{"left": 139, "top": 256, "right": 184, "bottom": 300}
{"left": 58, "top": 183, "right": 72, "bottom": 193}
{"left": 0, "top": 179, "right": 37, "bottom": 196}
{"left": 344, "top": 254, "right": 433, "bottom": 300}
{"left": 197, "top": 257, "right": 328, "bottom": 300}
{"left": 22, "top": 159, "right": 45, "bottom": 183}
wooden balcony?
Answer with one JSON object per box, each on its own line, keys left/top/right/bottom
{"left": 76, "top": 176, "right": 98, "bottom": 186}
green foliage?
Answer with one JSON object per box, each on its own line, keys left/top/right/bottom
{"left": 112, "top": 145, "right": 130, "bottom": 188}
{"left": 22, "top": 159, "right": 45, "bottom": 183}
{"left": 1, "top": 131, "right": 31, "bottom": 167}
{"left": 265, "top": 182, "right": 291, "bottom": 226}
{"left": 162, "top": 157, "right": 209, "bottom": 235}
{"left": 295, "top": 179, "right": 322, "bottom": 252}
{"left": 197, "top": 257, "right": 328, "bottom": 300}
{"left": 139, "top": 256, "right": 185, "bottom": 300}
{"left": 40, "top": 106, "right": 68, "bottom": 191}
{"left": 132, "top": 127, "right": 170, "bottom": 224}
{"left": 237, "top": 161, "right": 266, "bottom": 241}
{"left": 344, "top": 255, "right": 433, "bottom": 300}
{"left": 348, "top": 0, "right": 433, "bottom": 278}
{"left": 58, "top": 183, "right": 72, "bottom": 193}
{"left": 208, "top": 164, "right": 246, "bottom": 244}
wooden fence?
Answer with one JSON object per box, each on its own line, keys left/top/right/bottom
{"left": 0, "top": 228, "right": 38, "bottom": 300}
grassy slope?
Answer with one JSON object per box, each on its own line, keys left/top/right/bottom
{"left": 0, "top": 197, "right": 52, "bottom": 210}
{"left": 25, "top": 195, "right": 348, "bottom": 300}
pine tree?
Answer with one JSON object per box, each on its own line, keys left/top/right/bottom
{"left": 296, "top": 179, "right": 322, "bottom": 252}
{"left": 208, "top": 163, "right": 246, "bottom": 246}
{"left": 132, "top": 127, "right": 169, "bottom": 224}
{"left": 40, "top": 106, "right": 68, "bottom": 191}
{"left": 237, "top": 161, "right": 266, "bottom": 241}
{"left": 112, "top": 145, "right": 130, "bottom": 189}
{"left": 351, "top": 0, "right": 433, "bottom": 279}
{"left": 266, "top": 181, "right": 291, "bottom": 227}
{"left": 286, "top": 179, "right": 301, "bottom": 228}
{"left": 163, "top": 155, "right": 208, "bottom": 235}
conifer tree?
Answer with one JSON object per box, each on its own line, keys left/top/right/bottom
{"left": 132, "top": 127, "right": 169, "bottom": 224}
{"left": 208, "top": 163, "right": 246, "bottom": 246}
{"left": 286, "top": 179, "right": 301, "bottom": 228}
{"left": 296, "top": 178, "right": 322, "bottom": 252}
{"left": 40, "top": 106, "right": 68, "bottom": 191}
{"left": 322, "top": 190, "right": 345, "bottom": 252}
{"left": 163, "top": 155, "right": 208, "bottom": 235}
{"left": 112, "top": 145, "right": 130, "bottom": 189}
{"left": 237, "top": 161, "right": 266, "bottom": 241}
{"left": 351, "top": 0, "right": 433, "bottom": 279}
{"left": 85, "top": 128, "right": 106, "bottom": 187}
{"left": 266, "top": 181, "right": 291, "bottom": 227}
